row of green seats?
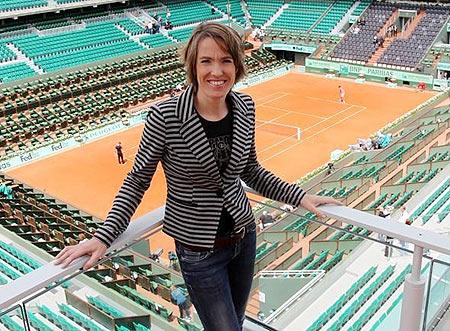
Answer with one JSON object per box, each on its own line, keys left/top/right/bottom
{"left": 319, "top": 250, "right": 344, "bottom": 271}
{"left": 169, "top": 26, "right": 196, "bottom": 42}
{"left": 386, "top": 143, "right": 414, "bottom": 162}
{"left": 34, "top": 40, "right": 144, "bottom": 72}
{"left": 11, "top": 22, "right": 127, "bottom": 58}
{"left": 352, "top": 0, "right": 372, "bottom": 16}
{"left": 210, "top": 0, "right": 245, "bottom": 22}
{"left": 28, "top": 311, "right": 53, "bottom": 331}
{"left": 411, "top": 178, "right": 450, "bottom": 221}
{"left": 422, "top": 189, "right": 450, "bottom": 224}
{"left": 246, "top": 0, "right": 283, "bottom": 27}
{"left": 328, "top": 265, "right": 395, "bottom": 330}
{"left": 0, "top": 314, "right": 24, "bottom": 331}
{"left": 330, "top": 224, "right": 353, "bottom": 240}
{"left": 341, "top": 165, "right": 384, "bottom": 180}
{"left": 116, "top": 285, "right": 173, "bottom": 321}
{"left": 166, "top": 0, "right": 222, "bottom": 26}
{"left": 366, "top": 193, "right": 387, "bottom": 210}
{"left": 0, "top": 260, "right": 21, "bottom": 279}
{"left": 283, "top": 217, "right": 309, "bottom": 235}
{"left": 353, "top": 155, "right": 369, "bottom": 165}
{"left": 392, "top": 191, "right": 414, "bottom": 209}
{"left": 0, "top": 240, "right": 42, "bottom": 269}
{"left": 290, "top": 251, "right": 316, "bottom": 270}
{"left": 0, "top": 62, "right": 36, "bottom": 83}
{"left": 305, "top": 250, "right": 329, "bottom": 270}
{"left": 0, "top": 0, "right": 46, "bottom": 12}
{"left": 0, "top": 249, "right": 34, "bottom": 274}
{"left": 118, "top": 19, "right": 144, "bottom": 35}
{"left": 59, "top": 303, "right": 108, "bottom": 331}
{"left": 414, "top": 128, "right": 434, "bottom": 140}
{"left": 425, "top": 151, "right": 450, "bottom": 162}
{"left": 381, "top": 192, "right": 400, "bottom": 208}
{"left": 140, "top": 34, "right": 174, "bottom": 48}
{"left": 307, "top": 266, "right": 377, "bottom": 331}
{"left": 87, "top": 295, "right": 124, "bottom": 318}
{"left": 312, "top": 0, "right": 354, "bottom": 34}
{"left": 350, "top": 265, "right": 411, "bottom": 331}
{"left": 438, "top": 200, "right": 450, "bottom": 222}
{"left": 256, "top": 241, "right": 279, "bottom": 260}
{"left": 38, "top": 305, "right": 78, "bottom": 331}
{"left": 0, "top": 43, "right": 16, "bottom": 62}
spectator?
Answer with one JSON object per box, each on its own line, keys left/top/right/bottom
{"left": 396, "top": 206, "right": 409, "bottom": 255}
{"left": 168, "top": 250, "right": 178, "bottom": 270}
{"left": 171, "top": 286, "right": 192, "bottom": 321}
{"left": 281, "top": 204, "right": 294, "bottom": 212}
{"left": 381, "top": 206, "right": 394, "bottom": 258}
{"left": 259, "top": 211, "right": 274, "bottom": 229}
{"left": 0, "top": 180, "right": 14, "bottom": 199}
{"left": 326, "top": 162, "right": 335, "bottom": 175}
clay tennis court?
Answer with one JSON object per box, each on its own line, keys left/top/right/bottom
{"left": 6, "top": 72, "right": 435, "bottom": 256}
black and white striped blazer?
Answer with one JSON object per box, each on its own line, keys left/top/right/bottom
{"left": 94, "top": 85, "right": 306, "bottom": 248}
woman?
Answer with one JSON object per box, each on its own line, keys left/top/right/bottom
{"left": 55, "top": 22, "right": 341, "bottom": 330}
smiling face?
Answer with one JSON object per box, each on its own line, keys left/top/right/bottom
{"left": 195, "top": 37, "right": 236, "bottom": 103}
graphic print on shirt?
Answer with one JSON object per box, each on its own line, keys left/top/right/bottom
{"left": 207, "top": 135, "right": 231, "bottom": 173}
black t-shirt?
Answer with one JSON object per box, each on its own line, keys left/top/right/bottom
{"left": 198, "top": 110, "right": 234, "bottom": 237}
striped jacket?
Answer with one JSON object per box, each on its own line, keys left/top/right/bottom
{"left": 94, "top": 85, "right": 306, "bottom": 248}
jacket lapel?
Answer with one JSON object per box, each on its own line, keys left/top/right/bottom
{"left": 177, "top": 86, "right": 223, "bottom": 185}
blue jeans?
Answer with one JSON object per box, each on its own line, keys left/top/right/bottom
{"left": 175, "top": 224, "right": 256, "bottom": 331}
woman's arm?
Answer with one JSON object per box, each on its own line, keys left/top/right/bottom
{"left": 55, "top": 105, "right": 166, "bottom": 269}
{"left": 240, "top": 100, "right": 342, "bottom": 214}
{"left": 94, "top": 106, "right": 166, "bottom": 247}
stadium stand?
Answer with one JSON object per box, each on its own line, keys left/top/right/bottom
{"left": 164, "top": 0, "right": 222, "bottom": 26}
{"left": 378, "top": 6, "right": 450, "bottom": 69}
{"left": 208, "top": 0, "right": 246, "bottom": 26}
{"left": 246, "top": 0, "right": 284, "bottom": 28}
{"left": 331, "top": 3, "right": 397, "bottom": 63}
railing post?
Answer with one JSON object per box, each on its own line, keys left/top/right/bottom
{"left": 400, "top": 245, "right": 426, "bottom": 331}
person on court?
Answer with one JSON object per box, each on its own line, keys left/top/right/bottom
{"left": 115, "top": 142, "right": 124, "bottom": 164}
{"left": 55, "top": 22, "right": 342, "bottom": 331}
{"left": 339, "top": 85, "right": 345, "bottom": 103}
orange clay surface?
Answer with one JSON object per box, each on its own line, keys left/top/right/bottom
{"left": 7, "top": 72, "right": 435, "bottom": 256}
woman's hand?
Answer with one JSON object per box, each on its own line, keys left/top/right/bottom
{"left": 300, "top": 194, "right": 343, "bottom": 219}
{"left": 54, "top": 237, "right": 107, "bottom": 271}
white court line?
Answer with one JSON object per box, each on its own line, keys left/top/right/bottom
{"left": 257, "top": 92, "right": 290, "bottom": 107}
{"left": 254, "top": 91, "right": 288, "bottom": 104}
{"left": 301, "top": 105, "right": 364, "bottom": 133}
{"left": 306, "top": 96, "right": 355, "bottom": 106}
{"left": 256, "top": 110, "right": 293, "bottom": 126}
{"left": 259, "top": 106, "right": 367, "bottom": 164}
{"left": 263, "top": 104, "right": 327, "bottom": 120}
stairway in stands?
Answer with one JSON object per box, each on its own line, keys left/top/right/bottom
{"left": 367, "top": 36, "right": 396, "bottom": 65}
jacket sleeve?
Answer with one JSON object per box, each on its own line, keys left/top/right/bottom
{"left": 94, "top": 105, "right": 166, "bottom": 247}
{"left": 240, "top": 100, "right": 306, "bottom": 206}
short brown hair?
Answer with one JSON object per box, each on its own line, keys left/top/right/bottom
{"left": 182, "top": 22, "right": 246, "bottom": 91}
